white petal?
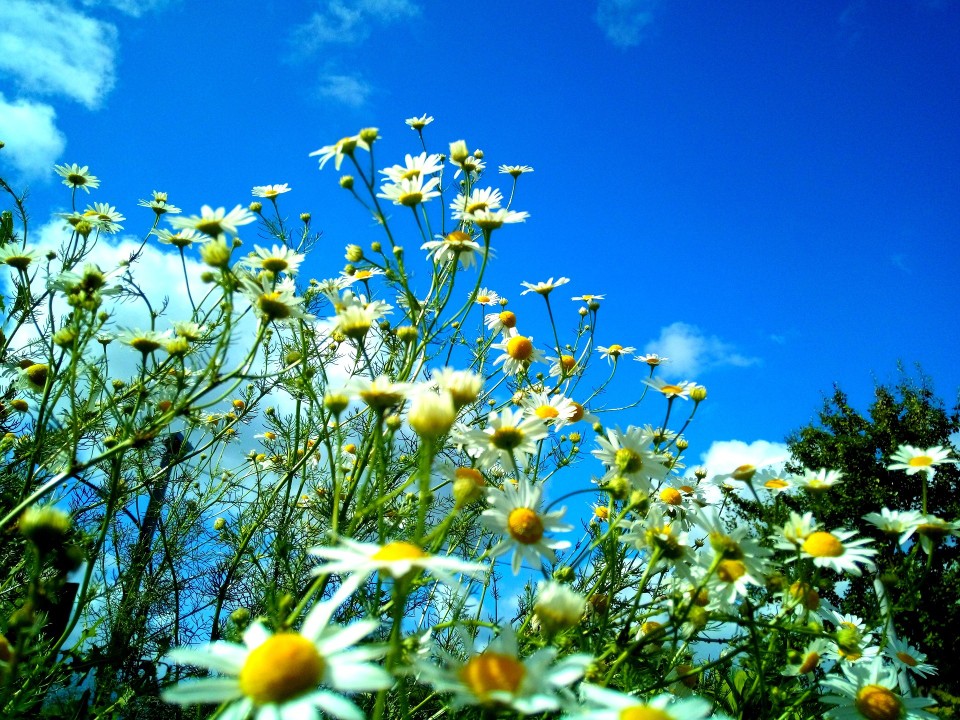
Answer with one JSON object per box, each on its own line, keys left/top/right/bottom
{"left": 316, "top": 620, "right": 380, "bottom": 656}
{"left": 166, "top": 644, "right": 246, "bottom": 675}
{"left": 161, "top": 678, "right": 242, "bottom": 705}
{"left": 310, "top": 690, "right": 364, "bottom": 720}
{"left": 326, "top": 661, "right": 393, "bottom": 692}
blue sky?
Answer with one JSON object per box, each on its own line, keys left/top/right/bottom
{"left": 1, "top": 0, "right": 959, "bottom": 473}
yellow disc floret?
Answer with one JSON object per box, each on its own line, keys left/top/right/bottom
{"left": 802, "top": 531, "right": 845, "bottom": 558}
{"left": 239, "top": 633, "right": 325, "bottom": 705}
{"left": 505, "top": 335, "right": 533, "bottom": 360}
{"left": 854, "top": 684, "right": 903, "bottom": 720}
{"left": 619, "top": 707, "right": 673, "bottom": 720}
{"left": 372, "top": 541, "right": 428, "bottom": 562}
{"left": 458, "top": 652, "right": 525, "bottom": 702}
{"left": 507, "top": 507, "right": 544, "bottom": 544}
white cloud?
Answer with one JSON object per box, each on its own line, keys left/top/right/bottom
{"left": 79, "top": 0, "right": 176, "bottom": 17}
{"left": 644, "top": 321, "right": 759, "bottom": 378}
{"left": 316, "top": 73, "right": 373, "bottom": 107}
{"left": 292, "top": 0, "right": 419, "bottom": 51}
{"left": 0, "top": 0, "right": 118, "bottom": 109}
{"left": 0, "top": 93, "right": 66, "bottom": 179}
{"left": 595, "top": 0, "right": 658, "bottom": 48}
{"left": 698, "top": 439, "right": 790, "bottom": 476}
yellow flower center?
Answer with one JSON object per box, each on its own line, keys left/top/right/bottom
{"left": 798, "top": 651, "right": 820, "bottom": 674}
{"left": 261, "top": 257, "right": 289, "bottom": 273}
{"left": 25, "top": 364, "right": 49, "bottom": 390}
{"left": 535, "top": 405, "right": 560, "bottom": 419}
{"left": 908, "top": 455, "right": 933, "bottom": 467}
{"left": 640, "top": 621, "right": 662, "bottom": 636}
{"left": 896, "top": 651, "right": 918, "bottom": 667}
{"left": 505, "top": 335, "right": 532, "bottom": 360}
{"left": 258, "top": 292, "right": 293, "bottom": 320}
{"left": 498, "top": 311, "right": 517, "bottom": 328}
{"left": 606, "top": 344, "right": 623, "bottom": 356}
{"left": 458, "top": 652, "right": 526, "bottom": 702}
{"left": 238, "top": 633, "right": 325, "bottom": 705}
{"left": 855, "top": 685, "right": 903, "bottom": 720}
{"left": 400, "top": 168, "right": 421, "bottom": 180}
{"left": 765, "top": 478, "right": 790, "bottom": 489}
{"left": 659, "top": 384, "right": 684, "bottom": 396}
{"left": 343, "top": 443, "right": 357, "bottom": 454}
{"left": 619, "top": 707, "right": 673, "bottom": 720}
{"left": 68, "top": 173, "right": 87, "bottom": 186}
{"left": 570, "top": 402, "right": 585, "bottom": 422}
{"left": 491, "top": 427, "right": 525, "bottom": 451}
{"left": 399, "top": 191, "right": 424, "bottom": 207}
{"left": 593, "top": 506, "right": 610, "bottom": 520}
{"left": 716, "top": 559, "right": 747, "bottom": 583}
{"left": 455, "top": 467, "right": 484, "bottom": 484}
{"left": 917, "top": 521, "right": 949, "bottom": 541}
{"left": 445, "top": 230, "right": 472, "bottom": 248}
{"left": 731, "top": 464, "right": 756, "bottom": 481}
{"left": 789, "top": 581, "right": 820, "bottom": 610}
{"left": 659, "top": 487, "right": 683, "bottom": 506}
{"left": 466, "top": 201, "right": 489, "bottom": 214}
{"left": 195, "top": 219, "right": 224, "bottom": 236}
{"left": 559, "top": 355, "right": 576, "bottom": 370}
{"left": 802, "top": 531, "right": 845, "bottom": 557}
{"left": 476, "top": 294, "right": 491, "bottom": 304}
{"left": 130, "top": 337, "right": 162, "bottom": 353}
{"left": 507, "top": 507, "right": 544, "bottom": 544}
{"left": 5, "top": 255, "right": 33, "bottom": 271}
{"left": 615, "top": 447, "right": 644, "bottom": 474}
{"left": 372, "top": 541, "right": 428, "bottom": 562}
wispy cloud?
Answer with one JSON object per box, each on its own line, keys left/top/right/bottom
{"left": 0, "top": 1, "right": 118, "bottom": 109}
{"left": 644, "top": 321, "right": 759, "bottom": 378}
{"left": 0, "top": 93, "right": 66, "bottom": 179}
{"left": 79, "top": 0, "right": 178, "bottom": 17}
{"left": 594, "top": 0, "right": 658, "bottom": 49}
{"left": 291, "top": 0, "right": 420, "bottom": 53}
{"left": 315, "top": 73, "right": 373, "bottom": 108}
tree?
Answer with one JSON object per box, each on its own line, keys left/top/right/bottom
{"left": 786, "top": 367, "right": 960, "bottom": 701}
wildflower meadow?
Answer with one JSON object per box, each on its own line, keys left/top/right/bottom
{"left": 0, "top": 119, "right": 956, "bottom": 720}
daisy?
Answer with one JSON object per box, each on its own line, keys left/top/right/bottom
{"left": 571, "top": 293, "right": 604, "bottom": 303}
{"left": 567, "top": 685, "right": 722, "bottom": 720}
{"left": 310, "top": 536, "right": 486, "bottom": 588}
{"left": 791, "top": 527, "right": 876, "bottom": 576}
{"left": 548, "top": 353, "right": 580, "bottom": 379}
{"left": 884, "top": 636, "right": 937, "bottom": 683}
{"left": 533, "top": 581, "right": 587, "bottom": 634}
{"left": 862, "top": 507, "right": 923, "bottom": 541}
{"left": 241, "top": 275, "right": 314, "bottom": 324}
{"left": 644, "top": 377, "right": 697, "bottom": 400}
{"left": 485, "top": 309, "right": 518, "bottom": 334}
{"left": 636, "top": 353, "right": 668, "bottom": 367}
{"left": 887, "top": 444, "right": 956, "bottom": 478}
{"left": 431, "top": 367, "right": 483, "bottom": 408}
{"left": 380, "top": 152, "right": 444, "bottom": 184}
{"left": 914, "top": 514, "right": 960, "bottom": 555}
{"left": 754, "top": 468, "right": 797, "bottom": 493}
{"left": 339, "top": 268, "right": 386, "bottom": 287}
{"left": 119, "top": 328, "right": 172, "bottom": 355}
{"left": 783, "top": 638, "right": 834, "bottom": 677}
{"left": 520, "top": 277, "right": 570, "bottom": 296}
{"left": 482, "top": 476, "right": 572, "bottom": 574}
{"left": 421, "top": 231, "right": 482, "bottom": 268}
{"left": 499, "top": 165, "right": 534, "bottom": 178}
{"left": 472, "top": 287, "right": 500, "bottom": 306}
{"left": 456, "top": 407, "right": 548, "bottom": 470}
{"left": 170, "top": 204, "right": 255, "bottom": 238}
{"left": 153, "top": 227, "right": 201, "bottom": 249}
{"left": 377, "top": 175, "right": 441, "bottom": 207}
{"left": 492, "top": 332, "right": 545, "bottom": 375}
{"left": 466, "top": 208, "right": 529, "bottom": 230}
{"left": 0, "top": 245, "right": 43, "bottom": 272}
{"left": 54, "top": 163, "right": 100, "bottom": 192}
{"left": 251, "top": 183, "right": 291, "bottom": 199}
{"left": 521, "top": 392, "right": 577, "bottom": 429}
{"left": 82, "top": 203, "right": 125, "bottom": 233}
{"left": 592, "top": 425, "right": 669, "bottom": 489}
{"left": 17, "top": 363, "right": 50, "bottom": 394}
{"left": 347, "top": 376, "right": 412, "bottom": 412}
{"left": 821, "top": 657, "right": 935, "bottom": 720}
{"left": 138, "top": 190, "right": 181, "bottom": 216}
{"left": 795, "top": 467, "right": 844, "bottom": 492}
{"left": 405, "top": 114, "right": 434, "bottom": 130}
{"left": 416, "top": 625, "right": 590, "bottom": 714}
{"left": 162, "top": 578, "right": 391, "bottom": 720}
{"left": 619, "top": 505, "right": 693, "bottom": 567}
{"left": 450, "top": 187, "right": 503, "bottom": 220}
{"left": 244, "top": 244, "right": 305, "bottom": 275}
{"left": 597, "top": 344, "right": 635, "bottom": 364}
{"left": 309, "top": 134, "right": 370, "bottom": 171}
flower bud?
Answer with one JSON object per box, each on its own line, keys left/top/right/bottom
{"left": 249, "top": 201, "right": 263, "bottom": 213}
{"left": 408, "top": 390, "right": 456, "bottom": 439}
{"left": 345, "top": 244, "right": 363, "bottom": 262}
{"left": 339, "top": 175, "right": 354, "bottom": 190}
{"left": 690, "top": 385, "right": 707, "bottom": 402}
{"left": 449, "top": 140, "right": 469, "bottom": 163}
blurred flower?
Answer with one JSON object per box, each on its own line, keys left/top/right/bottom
{"left": 567, "top": 685, "right": 723, "bottom": 720}
{"left": 310, "top": 134, "right": 369, "bottom": 171}
{"left": 821, "top": 657, "right": 935, "bottom": 720}
{"left": 795, "top": 467, "right": 844, "bottom": 493}
{"left": 252, "top": 183, "right": 291, "bottom": 199}
{"left": 521, "top": 277, "right": 569, "bottom": 296}
{"left": 499, "top": 165, "right": 534, "bottom": 178}
{"left": 153, "top": 228, "right": 201, "bottom": 249}
{"left": 405, "top": 114, "right": 434, "bottom": 130}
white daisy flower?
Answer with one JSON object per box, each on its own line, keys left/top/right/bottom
{"left": 482, "top": 476, "right": 572, "bottom": 574}
{"left": 492, "top": 332, "right": 545, "bottom": 375}
{"left": 421, "top": 230, "right": 483, "bottom": 268}
{"left": 379, "top": 152, "right": 443, "bottom": 183}
{"left": 786, "top": 527, "right": 876, "bottom": 576}
{"left": 347, "top": 376, "right": 412, "bottom": 412}
{"left": 244, "top": 244, "right": 305, "bottom": 275}
{"left": 162, "top": 578, "right": 392, "bottom": 720}
{"left": 472, "top": 287, "right": 500, "bottom": 306}
{"left": 592, "top": 425, "right": 669, "bottom": 490}
{"left": 82, "top": 202, "right": 125, "bottom": 233}
{"left": 310, "top": 537, "right": 486, "bottom": 589}
{"left": 887, "top": 444, "right": 957, "bottom": 477}
{"left": 54, "top": 163, "right": 100, "bottom": 192}
{"left": 566, "top": 685, "right": 725, "bottom": 720}
{"left": 377, "top": 175, "right": 441, "bottom": 207}
{"left": 795, "top": 467, "right": 844, "bottom": 492}
{"left": 153, "top": 227, "right": 201, "bottom": 249}
{"left": 644, "top": 377, "right": 697, "bottom": 400}
{"left": 416, "top": 625, "right": 590, "bottom": 714}
{"left": 499, "top": 164, "right": 534, "bottom": 177}
{"left": 485, "top": 309, "right": 518, "bottom": 335}
{"left": 339, "top": 268, "right": 386, "bottom": 287}
{"left": 597, "top": 344, "right": 635, "bottom": 364}
{"left": 783, "top": 638, "right": 833, "bottom": 676}
{"left": 636, "top": 353, "right": 669, "bottom": 367}
{"left": 821, "top": 657, "right": 936, "bottom": 720}
{"left": 884, "top": 635, "right": 937, "bottom": 684}
{"left": 405, "top": 114, "right": 434, "bottom": 130}
{"left": 450, "top": 187, "right": 503, "bottom": 220}
{"left": 119, "top": 328, "right": 172, "bottom": 355}
{"left": 914, "top": 514, "right": 960, "bottom": 555}
{"left": 240, "top": 275, "right": 314, "bottom": 324}
{"left": 251, "top": 183, "right": 292, "bottom": 199}
{"left": 521, "top": 392, "right": 577, "bottom": 429}
{"left": 862, "top": 507, "right": 923, "bottom": 541}
{"left": 138, "top": 191, "right": 181, "bottom": 216}
{"left": 309, "top": 134, "right": 370, "bottom": 171}
{"left": 520, "top": 276, "right": 570, "bottom": 296}
{"left": 571, "top": 293, "right": 604, "bottom": 304}
{"left": 170, "top": 204, "right": 255, "bottom": 238}
{"left": 754, "top": 467, "right": 797, "bottom": 493}
{"left": 466, "top": 208, "right": 529, "bottom": 230}
{"left": 456, "top": 407, "right": 548, "bottom": 470}
{"left": 619, "top": 504, "right": 693, "bottom": 568}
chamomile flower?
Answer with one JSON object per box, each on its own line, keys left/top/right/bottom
{"left": 348, "top": 376, "right": 412, "bottom": 412}
{"left": 244, "top": 244, "right": 305, "bottom": 275}
{"left": 795, "top": 467, "right": 844, "bottom": 492}
{"left": 567, "top": 685, "right": 724, "bottom": 720}
{"left": 430, "top": 367, "right": 483, "bottom": 408}
{"left": 251, "top": 183, "right": 291, "bottom": 199}
{"left": 119, "top": 328, "right": 172, "bottom": 355}
{"left": 887, "top": 444, "right": 957, "bottom": 477}
{"left": 783, "top": 638, "right": 833, "bottom": 676}
{"left": 310, "top": 537, "right": 486, "bottom": 588}
{"left": 467, "top": 208, "right": 529, "bottom": 230}
{"left": 55, "top": 163, "right": 100, "bottom": 192}
{"left": 170, "top": 204, "right": 255, "bottom": 238}
{"left": 520, "top": 277, "right": 570, "bottom": 296}
{"left": 499, "top": 165, "right": 534, "bottom": 177}
{"left": 405, "top": 114, "right": 434, "bottom": 130}
{"left": 914, "top": 514, "right": 960, "bottom": 555}
{"left": 162, "top": 578, "right": 392, "bottom": 720}
{"left": 644, "top": 377, "right": 697, "bottom": 400}
{"left": 82, "top": 203, "right": 125, "bottom": 233}
{"left": 450, "top": 187, "right": 503, "bottom": 220}
{"left": 482, "top": 476, "right": 572, "bottom": 574}
{"left": 416, "top": 625, "right": 590, "bottom": 714}
{"left": 138, "top": 191, "right": 180, "bottom": 216}
{"left": 620, "top": 505, "right": 693, "bottom": 567}
{"left": 309, "top": 134, "right": 370, "bottom": 171}
{"left": 597, "top": 344, "right": 635, "bottom": 364}
{"left": 153, "top": 227, "right": 201, "bottom": 249}
{"left": 457, "top": 408, "right": 548, "bottom": 470}
{"left": 0, "top": 245, "right": 43, "bottom": 272}
{"left": 636, "top": 353, "right": 668, "bottom": 367}
{"left": 862, "top": 508, "right": 923, "bottom": 540}
{"left": 521, "top": 392, "right": 577, "bottom": 429}
{"left": 472, "top": 287, "right": 500, "bottom": 306}
{"left": 421, "top": 230, "right": 482, "bottom": 268}
{"left": 492, "top": 332, "right": 545, "bottom": 375}
{"left": 754, "top": 468, "right": 797, "bottom": 493}
{"left": 241, "top": 275, "right": 314, "bottom": 324}
{"left": 884, "top": 636, "right": 937, "bottom": 682}
{"left": 339, "top": 267, "right": 386, "bottom": 287}
{"left": 592, "top": 425, "right": 669, "bottom": 489}
{"left": 485, "top": 309, "right": 518, "bottom": 335}
{"left": 377, "top": 175, "right": 441, "bottom": 207}
{"left": 380, "top": 152, "right": 443, "bottom": 183}
{"left": 821, "top": 657, "right": 935, "bottom": 720}
{"left": 534, "top": 581, "right": 587, "bottom": 634}
{"left": 548, "top": 353, "right": 580, "bottom": 379}
{"left": 571, "top": 293, "right": 604, "bottom": 304}
{"left": 792, "top": 528, "right": 876, "bottom": 576}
